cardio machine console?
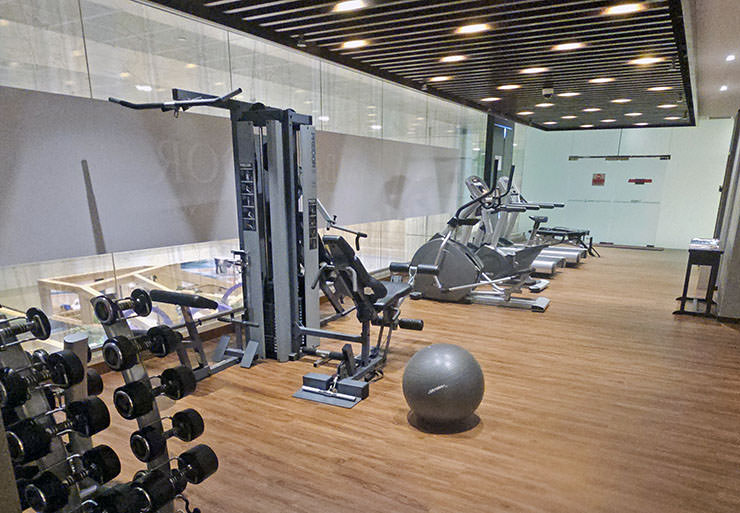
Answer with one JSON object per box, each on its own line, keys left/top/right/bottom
{"left": 464, "top": 176, "right": 494, "bottom": 206}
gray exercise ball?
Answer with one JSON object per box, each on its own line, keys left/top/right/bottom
{"left": 402, "top": 344, "right": 484, "bottom": 424}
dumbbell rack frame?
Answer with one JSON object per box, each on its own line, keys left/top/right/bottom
{"left": 94, "top": 306, "right": 176, "bottom": 513}
{"left": 0, "top": 321, "right": 94, "bottom": 513}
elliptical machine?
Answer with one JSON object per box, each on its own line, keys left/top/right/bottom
{"left": 463, "top": 175, "right": 564, "bottom": 281}
{"left": 401, "top": 166, "right": 550, "bottom": 312}
{"left": 494, "top": 176, "right": 591, "bottom": 262}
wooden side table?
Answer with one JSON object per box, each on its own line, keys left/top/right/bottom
{"left": 673, "top": 247, "right": 723, "bottom": 317}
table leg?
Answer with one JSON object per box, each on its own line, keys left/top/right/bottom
{"left": 679, "top": 261, "right": 692, "bottom": 312}
{"left": 705, "top": 262, "right": 720, "bottom": 316}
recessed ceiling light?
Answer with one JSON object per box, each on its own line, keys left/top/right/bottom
{"left": 429, "top": 76, "right": 452, "bottom": 82}
{"left": 589, "top": 77, "right": 615, "bottom": 84}
{"left": 536, "top": 102, "right": 554, "bottom": 107}
{"left": 370, "top": 124, "right": 382, "bottom": 130}
{"left": 603, "top": 3, "right": 645, "bottom": 15}
{"left": 214, "top": 81, "right": 224, "bottom": 86}
{"left": 416, "top": 116, "right": 424, "bottom": 120}
{"left": 611, "top": 98, "right": 632, "bottom": 103}
{"left": 333, "top": 0, "right": 366, "bottom": 12}
{"left": 561, "top": 115, "right": 577, "bottom": 119}
{"left": 456, "top": 23, "right": 490, "bottom": 34}
{"left": 119, "top": 72, "right": 131, "bottom": 78}
{"left": 185, "top": 63, "right": 197, "bottom": 69}
{"left": 497, "top": 84, "right": 521, "bottom": 90}
{"left": 625, "top": 112, "right": 642, "bottom": 117}
{"left": 71, "top": 49, "right": 84, "bottom": 57}
{"left": 720, "top": 85, "right": 728, "bottom": 92}
{"left": 480, "top": 97, "right": 501, "bottom": 102}
{"left": 318, "top": 116, "right": 330, "bottom": 121}
{"left": 557, "top": 92, "right": 581, "bottom": 97}
{"left": 628, "top": 56, "right": 664, "bottom": 65}
{"left": 657, "top": 103, "right": 678, "bottom": 108}
{"left": 517, "top": 111, "right": 534, "bottom": 115}
{"left": 8, "top": 61, "right": 17, "bottom": 67}
{"left": 647, "top": 86, "right": 672, "bottom": 91}
{"left": 441, "top": 55, "right": 466, "bottom": 63}
{"left": 634, "top": 122, "right": 649, "bottom": 126}
{"left": 601, "top": 119, "right": 617, "bottom": 123}
{"left": 341, "top": 39, "right": 368, "bottom": 49}
{"left": 580, "top": 124, "right": 594, "bottom": 128}
{"left": 552, "top": 42, "right": 584, "bottom": 51}
{"left": 520, "top": 67, "right": 549, "bottom": 74}
{"left": 543, "top": 121, "right": 558, "bottom": 125}
{"left": 664, "top": 116, "right": 681, "bottom": 120}
{"left": 135, "top": 84, "right": 152, "bottom": 92}
{"left": 368, "top": 105, "right": 376, "bottom": 109}
{"left": 726, "top": 54, "right": 736, "bottom": 62}
{"left": 582, "top": 107, "right": 602, "bottom": 112}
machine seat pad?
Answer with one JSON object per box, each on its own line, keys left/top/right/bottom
{"left": 150, "top": 289, "right": 218, "bottom": 310}
{"left": 374, "top": 281, "right": 411, "bottom": 309}
{"left": 539, "top": 227, "right": 590, "bottom": 236}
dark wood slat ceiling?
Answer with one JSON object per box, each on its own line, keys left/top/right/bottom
{"left": 149, "top": 0, "right": 694, "bottom": 130}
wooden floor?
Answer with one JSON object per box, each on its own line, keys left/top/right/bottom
{"left": 94, "top": 248, "right": 740, "bottom": 513}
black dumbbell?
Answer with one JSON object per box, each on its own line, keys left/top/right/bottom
{"left": 102, "top": 325, "right": 180, "bottom": 371}
{"left": 0, "top": 308, "right": 51, "bottom": 345}
{"left": 7, "top": 397, "right": 110, "bottom": 464}
{"left": 131, "top": 444, "right": 218, "bottom": 512}
{"left": 87, "top": 368, "right": 104, "bottom": 396}
{"left": 0, "top": 350, "right": 84, "bottom": 408}
{"left": 130, "top": 408, "right": 204, "bottom": 462}
{"left": 14, "top": 464, "right": 40, "bottom": 511}
{"left": 91, "top": 289, "right": 152, "bottom": 325}
{"left": 24, "top": 445, "right": 121, "bottom": 513}
{"left": 84, "top": 482, "right": 140, "bottom": 513}
{"left": 113, "top": 366, "right": 196, "bottom": 420}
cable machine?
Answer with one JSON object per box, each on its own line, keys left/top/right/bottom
{"left": 110, "top": 88, "right": 320, "bottom": 364}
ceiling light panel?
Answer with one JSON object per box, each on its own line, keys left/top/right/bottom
{"left": 154, "top": 0, "right": 694, "bottom": 131}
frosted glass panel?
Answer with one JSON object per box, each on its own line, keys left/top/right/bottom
{"left": 80, "top": 0, "right": 230, "bottom": 107}
{"left": 0, "top": 0, "right": 89, "bottom": 97}
{"left": 382, "top": 81, "right": 427, "bottom": 144}
{"left": 428, "top": 97, "right": 462, "bottom": 148}
{"left": 320, "top": 61, "right": 382, "bottom": 137}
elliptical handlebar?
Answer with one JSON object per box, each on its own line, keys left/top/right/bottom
{"left": 108, "top": 88, "right": 242, "bottom": 113}
{"left": 449, "top": 164, "right": 516, "bottom": 226}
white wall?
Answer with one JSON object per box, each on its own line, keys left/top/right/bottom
{"left": 516, "top": 119, "right": 733, "bottom": 249}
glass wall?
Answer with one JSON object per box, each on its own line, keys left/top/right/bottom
{"left": 0, "top": 0, "right": 490, "bottom": 350}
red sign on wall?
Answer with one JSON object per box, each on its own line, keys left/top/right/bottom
{"left": 628, "top": 178, "right": 653, "bottom": 185}
{"left": 592, "top": 173, "right": 606, "bottom": 186}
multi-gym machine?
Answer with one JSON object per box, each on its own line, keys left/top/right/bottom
{"left": 109, "top": 88, "right": 423, "bottom": 407}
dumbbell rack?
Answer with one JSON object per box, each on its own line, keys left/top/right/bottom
{"left": 92, "top": 299, "right": 176, "bottom": 513}
{"left": 0, "top": 317, "right": 94, "bottom": 512}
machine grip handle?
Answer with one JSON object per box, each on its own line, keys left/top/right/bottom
{"left": 554, "top": 203, "right": 565, "bottom": 208}
{"left": 150, "top": 290, "right": 218, "bottom": 310}
{"left": 415, "top": 264, "right": 440, "bottom": 276}
{"left": 503, "top": 206, "right": 527, "bottom": 212}
{"left": 398, "top": 318, "right": 424, "bottom": 331}
{"left": 456, "top": 217, "right": 481, "bottom": 226}
{"left": 389, "top": 262, "right": 410, "bottom": 274}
